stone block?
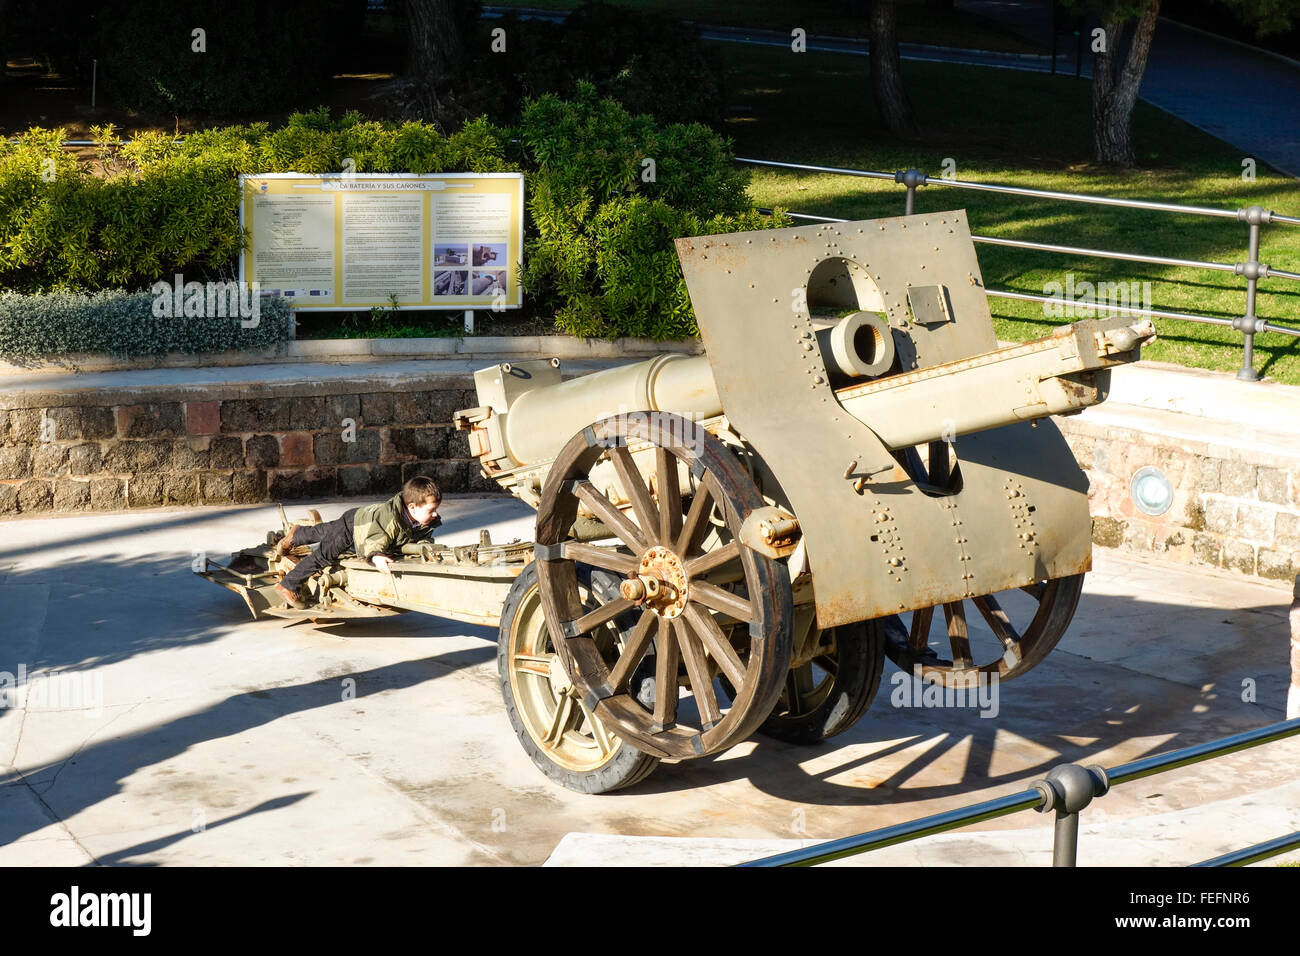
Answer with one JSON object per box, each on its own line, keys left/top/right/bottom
{"left": 0, "top": 483, "right": 16, "bottom": 514}
{"left": 327, "top": 394, "right": 362, "bottom": 426}
{"left": 48, "top": 406, "right": 116, "bottom": 440}
{"left": 233, "top": 470, "right": 267, "bottom": 504}
{"left": 68, "top": 443, "right": 102, "bottom": 476}
{"left": 32, "top": 443, "right": 68, "bottom": 478}
{"left": 90, "top": 478, "right": 126, "bottom": 511}
{"left": 1091, "top": 516, "right": 1124, "bottom": 549}
{"left": 1237, "top": 502, "right": 1274, "bottom": 542}
{"left": 1258, "top": 548, "right": 1298, "bottom": 582}
{"left": 280, "top": 432, "right": 314, "bottom": 467}
{"left": 446, "top": 429, "right": 471, "bottom": 459}
{"left": 401, "top": 461, "right": 435, "bottom": 484}
{"left": 368, "top": 464, "right": 402, "bottom": 495}
{"left": 429, "top": 459, "right": 470, "bottom": 493}
{"left": 172, "top": 438, "right": 211, "bottom": 472}
{"left": 269, "top": 468, "right": 337, "bottom": 500}
{"left": 0, "top": 446, "right": 33, "bottom": 480}
{"left": 314, "top": 429, "right": 380, "bottom": 465}
{"left": 1121, "top": 521, "right": 1155, "bottom": 552}
{"left": 117, "top": 403, "right": 185, "bottom": 439}
{"left": 388, "top": 428, "right": 447, "bottom": 461}
{"left": 1068, "top": 436, "right": 1095, "bottom": 470}
{"left": 1202, "top": 498, "right": 1236, "bottom": 535}
{"left": 221, "top": 398, "right": 290, "bottom": 433}
{"left": 1220, "top": 460, "right": 1257, "bottom": 498}
{"left": 163, "top": 474, "right": 199, "bottom": 505}
{"left": 209, "top": 436, "right": 244, "bottom": 470}
{"left": 361, "top": 393, "right": 394, "bottom": 426}
{"left": 1276, "top": 512, "right": 1300, "bottom": 549}
{"left": 186, "top": 401, "right": 221, "bottom": 436}
{"left": 1257, "top": 466, "right": 1291, "bottom": 506}
{"left": 1091, "top": 443, "right": 1111, "bottom": 475}
{"left": 104, "top": 440, "right": 172, "bottom": 474}
{"left": 467, "top": 462, "right": 501, "bottom": 494}
{"left": 53, "top": 479, "right": 90, "bottom": 511}
{"left": 1192, "top": 533, "right": 1221, "bottom": 566}
{"left": 17, "top": 480, "right": 52, "bottom": 512}
{"left": 1189, "top": 456, "right": 1221, "bottom": 493}
{"left": 1224, "top": 539, "right": 1256, "bottom": 575}
{"left": 290, "top": 396, "right": 328, "bottom": 430}
{"left": 5, "top": 409, "right": 41, "bottom": 445}
{"left": 245, "top": 434, "right": 281, "bottom": 469}
{"left": 200, "top": 472, "right": 234, "bottom": 503}
{"left": 129, "top": 473, "right": 163, "bottom": 507}
{"left": 338, "top": 465, "right": 372, "bottom": 497}
{"left": 1181, "top": 499, "right": 1206, "bottom": 532}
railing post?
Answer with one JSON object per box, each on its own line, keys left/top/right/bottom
{"left": 1288, "top": 575, "right": 1300, "bottom": 720}
{"left": 1234, "top": 205, "right": 1272, "bottom": 381}
{"left": 895, "top": 168, "right": 927, "bottom": 216}
{"left": 1034, "top": 763, "right": 1109, "bottom": 866}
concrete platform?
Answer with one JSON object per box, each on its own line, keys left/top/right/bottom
{"left": 0, "top": 496, "right": 1296, "bottom": 866}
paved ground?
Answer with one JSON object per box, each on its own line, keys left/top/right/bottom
{"left": 0, "top": 495, "right": 1296, "bottom": 866}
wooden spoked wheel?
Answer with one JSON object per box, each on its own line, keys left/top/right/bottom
{"left": 533, "top": 413, "right": 793, "bottom": 761}
{"left": 881, "top": 574, "right": 1085, "bottom": 687}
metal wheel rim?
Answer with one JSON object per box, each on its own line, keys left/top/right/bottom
{"left": 533, "top": 413, "right": 792, "bottom": 760}
{"left": 881, "top": 573, "right": 1085, "bottom": 687}
{"left": 508, "top": 575, "right": 625, "bottom": 773}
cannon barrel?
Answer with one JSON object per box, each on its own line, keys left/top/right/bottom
{"left": 461, "top": 313, "right": 1154, "bottom": 472}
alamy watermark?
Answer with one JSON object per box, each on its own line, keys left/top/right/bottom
{"left": 150, "top": 274, "right": 262, "bottom": 328}
{"left": 0, "top": 664, "right": 104, "bottom": 718}
{"left": 890, "top": 665, "right": 999, "bottom": 719}
{"left": 1042, "top": 274, "right": 1152, "bottom": 319}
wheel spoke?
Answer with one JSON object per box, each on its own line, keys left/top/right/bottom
{"left": 513, "top": 659, "right": 551, "bottom": 678}
{"left": 942, "top": 602, "right": 972, "bottom": 668}
{"left": 563, "top": 542, "right": 638, "bottom": 575}
{"left": 605, "top": 608, "right": 657, "bottom": 693}
{"left": 568, "top": 597, "right": 635, "bottom": 637}
{"left": 577, "top": 698, "right": 614, "bottom": 757}
{"left": 545, "top": 694, "right": 574, "bottom": 744}
{"left": 684, "top": 540, "right": 741, "bottom": 578}
{"left": 656, "top": 447, "right": 682, "bottom": 545}
{"left": 683, "top": 601, "right": 746, "bottom": 688}
{"left": 972, "top": 593, "right": 1020, "bottom": 650}
{"left": 652, "top": 617, "right": 680, "bottom": 730}
{"left": 674, "top": 617, "right": 722, "bottom": 728}
{"left": 575, "top": 480, "right": 647, "bottom": 551}
{"left": 689, "top": 581, "right": 753, "bottom": 624}
{"left": 1020, "top": 581, "right": 1047, "bottom": 601}
{"left": 908, "top": 605, "right": 934, "bottom": 655}
{"left": 675, "top": 482, "right": 715, "bottom": 557}
{"left": 609, "top": 445, "right": 661, "bottom": 545}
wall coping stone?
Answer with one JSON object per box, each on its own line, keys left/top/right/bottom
{"left": 0, "top": 335, "right": 703, "bottom": 377}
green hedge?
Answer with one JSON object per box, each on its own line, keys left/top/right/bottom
{"left": 0, "top": 93, "right": 787, "bottom": 343}
{"left": 0, "top": 290, "right": 292, "bottom": 364}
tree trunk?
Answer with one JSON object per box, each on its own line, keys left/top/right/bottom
{"left": 1091, "top": 0, "right": 1161, "bottom": 167}
{"left": 403, "top": 0, "right": 473, "bottom": 129}
{"left": 869, "top": 0, "right": 916, "bottom": 135}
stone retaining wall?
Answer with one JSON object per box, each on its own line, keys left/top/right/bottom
{"left": 0, "top": 386, "right": 497, "bottom": 515}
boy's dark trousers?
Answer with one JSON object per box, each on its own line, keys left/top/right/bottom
{"left": 281, "top": 508, "right": 358, "bottom": 594}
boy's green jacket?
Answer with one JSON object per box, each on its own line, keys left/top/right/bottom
{"left": 351, "top": 492, "right": 440, "bottom": 558}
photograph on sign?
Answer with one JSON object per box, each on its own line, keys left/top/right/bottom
{"left": 238, "top": 173, "right": 524, "bottom": 311}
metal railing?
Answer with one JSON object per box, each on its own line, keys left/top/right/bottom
{"left": 738, "top": 716, "right": 1300, "bottom": 867}
{"left": 737, "top": 157, "right": 1300, "bottom": 381}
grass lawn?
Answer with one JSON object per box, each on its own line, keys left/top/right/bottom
{"left": 487, "top": 0, "right": 1046, "bottom": 53}
{"left": 717, "top": 42, "right": 1300, "bottom": 383}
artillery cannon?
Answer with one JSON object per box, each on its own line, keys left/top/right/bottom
{"left": 201, "top": 211, "right": 1154, "bottom": 794}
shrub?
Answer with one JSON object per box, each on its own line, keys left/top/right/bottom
{"left": 0, "top": 289, "right": 292, "bottom": 364}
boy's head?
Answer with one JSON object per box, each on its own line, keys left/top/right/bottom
{"left": 401, "top": 475, "right": 442, "bottom": 525}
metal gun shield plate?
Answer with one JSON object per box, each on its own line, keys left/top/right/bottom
{"left": 676, "top": 213, "right": 1093, "bottom": 629}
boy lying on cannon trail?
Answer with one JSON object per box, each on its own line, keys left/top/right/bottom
{"left": 273, "top": 475, "right": 442, "bottom": 609}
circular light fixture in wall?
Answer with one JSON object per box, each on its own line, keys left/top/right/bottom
{"left": 1130, "top": 466, "right": 1174, "bottom": 516}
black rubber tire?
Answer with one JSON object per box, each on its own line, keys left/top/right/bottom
{"left": 754, "top": 619, "right": 887, "bottom": 745}
{"left": 498, "top": 561, "right": 660, "bottom": 794}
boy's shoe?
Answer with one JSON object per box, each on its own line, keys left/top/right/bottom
{"left": 273, "top": 525, "right": 298, "bottom": 556}
{"left": 275, "top": 583, "right": 307, "bottom": 609}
